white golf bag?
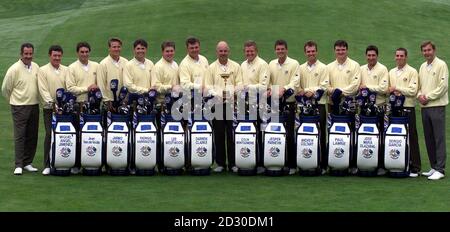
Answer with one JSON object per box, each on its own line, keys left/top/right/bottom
{"left": 50, "top": 114, "right": 77, "bottom": 176}
{"left": 80, "top": 114, "right": 103, "bottom": 175}
{"left": 327, "top": 114, "right": 354, "bottom": 175}
{"left": 106, "top": 114, "right": 131, "bottom": 175}
{"left": 234, "top": 121, "right": 258, "bottom": 175}
{"left": 134, "top": 115, "right": 158, "bottom": 175}
{"left": 355, "top": 115, "right": 380, "bottom": 175}
{"left": 161, "top": 92, "right": 186, "bottom": 175}
{"left": 296, "top": 115, "right": 321, "bottom": 175}
{"left": 384, "top": 116, "right": 410, "bottom": 177}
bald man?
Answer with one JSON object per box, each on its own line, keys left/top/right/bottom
{"left": 208, "top": 41, "right": 243, "bottom": 173}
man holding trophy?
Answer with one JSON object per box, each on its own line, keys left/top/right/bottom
{"left": 208, "top": 41, "right": 243, "bottom": 173}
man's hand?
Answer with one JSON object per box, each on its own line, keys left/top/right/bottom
{"left": 172, "top": 85, "right": 181, "bottom": 93}
{"left": 360, "top": 84, "right": 367, "bottom": 89}
{"left": 418, "top": 95, "right": 429, "bottom": 105}
{"left": 297, "top": 90, "right": 305, "bottom": 96}
{"left": 305, "top": 91, "right": 314, "bottom": 98}
{"left": 87, "top": 84, "right": 98, "bottom": 91}
{"left": 388, "top": 86, "right": 396, "bottom": 93}
{"left": 328, "top": 88, "right": 335, "bottom": 95}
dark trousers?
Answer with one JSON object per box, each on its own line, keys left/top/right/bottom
{"left": 421, "top": 106, "right": 446, "bottom": 174}
{"left": 43, "top": 109, "right": 53, "bottom": 168}
{"left": 285, "top": 102, "right": 296, "bottom": 169}
{"left": 213, "top": 104, "right": 235, "bottom": 170}
{"left": 318, "top": 104, "right": 328, "bottom": 169}
{"left": 73, "top": 112, "right": 81, "bottom": 169}
{"left": 405, "top": 107, "right": 421, "bottom": 173}
{"left": 11, "top": 105, "right": 39, "bottom": 168}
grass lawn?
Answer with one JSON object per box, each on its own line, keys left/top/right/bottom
{"left": 0, "top": 0, "right": 449, "bottom": 212}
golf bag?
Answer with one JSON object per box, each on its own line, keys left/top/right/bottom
{"left": 295, "top": 89, "right": 324, "bottom": 176}
{"left": 327, "top": 89, "right": 356, "bottom": 176}
{"left": 384, "top": 94, "right": 410, "bottom": 177}
{"left": 161, "top": 91, "right": 186, "bottom": 175}
{"left": 354, "top": 88, "right": 383, "bottom": 176}
{"left": 261, "top": 89, "right": 294, "bottom": 176}
{"left": 105, "top": 84, "right": 132, "bottom": 175}
{"left": 187, "top": 89, "right": 215, "bottom": 176}
{"left": 133, "top": 90, "right": 159, "bottom": 176}
{"left": 50, "top": 88, "right": 78, "bottom": 176}
{"left": 79, "top": 88, "right": 104, "bottom": 176}
{"left": 234, "top": 89, "right": 259, "bottom": 176}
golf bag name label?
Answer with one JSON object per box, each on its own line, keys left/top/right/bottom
{"left": 110, "top": 136, "right": 126, "bottom": 145}
{"left": 57, "top": 135, "right": 75, "bottom": 148}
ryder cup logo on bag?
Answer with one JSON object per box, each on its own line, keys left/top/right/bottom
{"left": 86, "top": 146, "right": 97, "bottom": 157}
{"left": 302, "top": 148, "right": 313, "bottom": 159}
{"left": 112, "top": 146, "right": 123, "bottom": 157}
{"left": 196, "top": 147, "right": 208, "bottom": 157}
{"left": 334, "top": 148, "right": 345, "bottom": 158}
{"left": 389, "top": 149, "right": 401, "bottom": 160}
{"left": 169, "top": 147, "right": 180, "bottom": 157}
{"left": 140, "top": 146, "right": 151, "bottom": 157}
{"left": 60, "top": 147, "right": 71, "bottom": 158}
{"left": 240, "top": 147, "right": 251, "bottom": 158}
{"left": 362, "top": 148, "right": 373, "bottom": 159}
{"left": 269, "top": 147, "right": 280, "bottom": 157}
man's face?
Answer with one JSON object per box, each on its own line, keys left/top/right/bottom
{"left": 21, "top": 47, "right": 33, "bottom": 65}
{"left": 162, "top": 46, "right": 175, "bottom": 62}
{"left": 134, "top": 44, "right": 147, "bottom": 60}
{"left": 395, "top": 50, "right": 407, "bottom": 67}
{"left": 421, "top": 44, "right": 435, "bottom": 61}
{"left": 77, "top": 46, "right": 90, "bottom": 62}
{"left": 245, "top": 46, "right": 257, "bottom": 62}
{"left": 50, "top": 51, "right": 62, "bottom": 67}
{"left": 334, "top": 45, "right": 348, "bottom": 60}
{"left": 217, "top": 45, "right": 229, "bottom": 61}
{"left": 109, "top": 41, "right": 122, "bottom": 58}
{"left": 366, "top": 50, "right": 378, "bottom": 66}
{"left": 304, "top": 45, "right": 317, "bottom": 63}
{"left": 187, "top": 42, "right": 200, "bottom": 58}
{"left": 275, "top": 45, "right": 287, "bottom": 60}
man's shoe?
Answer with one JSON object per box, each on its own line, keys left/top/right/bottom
{"left": 256, "top": 167, "right": 266, "bottom": 174}
{"left": 42, "top": 168, "right": 51, "bottom": 175}
{"left": 24, "top": 164, "right": 38, "bottom": 172}
{"left": 409, "top": 172, "right": 419, "bottom": 178}
{"left": 288, "top": 168, "right": 297, "bottom": 175}
{"left": 70, "top": 167, "right": 80, "bottom": 174}
{"left": 213, "top": 166, "right": 224, "bottom": 173}
{"left": 231, "top": 166, "right": 238, "bottom": 173}
{"left": 321, "top": 169, "right": 327, "bottom": 175}
{"left": 14, "top": 167, "right": 23, "bottom": 175}
{"left": 428, "top": 171, "right": 445, "bottom": 180}
{"left": 422, "top": 169, "right": 436, "bottom": 177}
{"left": 377, "top": 168, "right": 387, "bottom": 176}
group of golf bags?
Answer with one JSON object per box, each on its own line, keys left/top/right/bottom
{"left": 49, "top": 79, "right": 413, "bottom": 177}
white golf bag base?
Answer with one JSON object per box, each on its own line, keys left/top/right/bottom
{"left": 262, "top": 122, "right": 287, "bottom": 176}
{"left": 162, "top": 122, "right": 186, "bottom": 172}
{"left": 189, "top": 121, "right": 213, "bottom": 175}
{"left": 235, "top": 122, "right": 258, "bottom": 173}
{"left": 50, "top": 119, "right": 77, "bottom": 176}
